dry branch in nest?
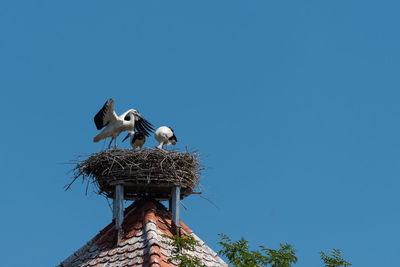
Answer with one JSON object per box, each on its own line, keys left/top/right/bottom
{"left": 67, "top": 148, "right": 202, "bottom": 200}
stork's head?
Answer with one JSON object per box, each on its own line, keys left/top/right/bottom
{"left": 169, "top": 134, "right": 178, "bottom": 146}
{"left": 124, "top": 109, "right": 141, "bottom": 121}
{"left": 130, "top": 109, "right": 143, "bottom": 118}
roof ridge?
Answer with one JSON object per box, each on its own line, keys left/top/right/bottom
{"left": 58, "top": 200, "right": 228, "bottom": 267}
{"left": 143, "top": 201, "right": 163, "bottom": 266}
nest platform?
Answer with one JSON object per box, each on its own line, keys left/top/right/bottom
{"left": 69, "top": 149, "right": 201, "bottom": 200}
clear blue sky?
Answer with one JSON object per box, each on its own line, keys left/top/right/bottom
{"left": 1, "top": 1, "right": 399, "bottom": 266}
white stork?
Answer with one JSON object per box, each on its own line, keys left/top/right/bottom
{"left": 122, "top": 131, "right": 146, "bottom": 150}
{"left": 154, "top": 126, "right": 178, "bottom": 150}
{"left": 93, "top": 98, "right": 154, "bottom": 149}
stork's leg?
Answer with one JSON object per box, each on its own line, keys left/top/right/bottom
{"left": 114, "top": 137, "right": 118, "bottom": 149}
{"left": 108, "top": 138, "right": 113, "bottom": 149}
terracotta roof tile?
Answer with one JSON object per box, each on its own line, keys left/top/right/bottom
{"left": 179, "top": 221, "right": 192, "bottom": 235}
{"left": 58, "top": 200, "right": 227, "bottom": 267}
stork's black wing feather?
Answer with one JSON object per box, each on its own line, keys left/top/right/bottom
{"left": 94, "top": 98, "right": 115, "bottom": 130}
{"left": 141, "top": 121, "right": 154, "bottom": 132}
{"left": 142, "top": 119, "right": 154, "bottom": 128}
{"left": 134, "top": 116, "right": 154, "bottom": 137}
{"left": 135, "top": 121, "right": 149, "bottom": 136}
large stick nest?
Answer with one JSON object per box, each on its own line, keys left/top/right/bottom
{"left": 68, "top": 149, "right": 202, "bottom": 200}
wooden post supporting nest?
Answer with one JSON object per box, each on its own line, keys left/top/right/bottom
{"left": 171, "top": 186, "right": 180, "bottom": 234}
{"left": 114, "top": 184, "right": 124, "bottom": 245}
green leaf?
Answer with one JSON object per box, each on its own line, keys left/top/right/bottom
{"left": 320, "top": 249, "right": 352, "bottom": 267}
{"left": 218, "top": 234, "right": 297, "bottom": 267}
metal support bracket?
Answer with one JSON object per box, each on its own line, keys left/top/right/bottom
{"left": 171, "top": 186, "right": 180, "bottom": 233}
{"left": 114, "top": 185, "right": 124, "bottom": 245}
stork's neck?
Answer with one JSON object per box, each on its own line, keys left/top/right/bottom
{"left": 125, "top": 109, "right": 135, "bottom": 113}
{"left": 119, "top": 109, "right": 136, "bottom": 120}
{"left": 122, "top": 119, "right": 135, "bottom": 129}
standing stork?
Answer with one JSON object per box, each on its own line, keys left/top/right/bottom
{"left": 122, "top": 131, "right": 146, "bottom": 150}
{"left": 154, "top": 126, "right": 178, "bottom": 150}
{"left": 93, "top": 98, "right": 154, "bottom": 149}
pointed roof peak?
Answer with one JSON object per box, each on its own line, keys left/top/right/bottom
{"left": 58, "top": 200, "right": 227, "bottom": 267}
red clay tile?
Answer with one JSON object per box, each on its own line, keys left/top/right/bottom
{"left": 58, "top": 200, "right": 227, "bottom": 267}
{"left": 179, "top": 221, "right": 192, "bottom": 235}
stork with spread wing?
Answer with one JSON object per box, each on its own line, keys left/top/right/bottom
{"left": 93, "top": 98, "right": 154, "bottom": 149}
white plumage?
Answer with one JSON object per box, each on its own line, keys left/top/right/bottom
{"left": 154, "top": 126, "right": 178, "bottom": 150}
{"left": 93, "top": 98, "right": 154, "bottom": 149}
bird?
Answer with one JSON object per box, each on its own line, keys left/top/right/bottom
{"left": 122, "top": 131, "right": 146, "bottom": 150}
{"left": 154, "top": 126, "right": 178, "bottom": 150}
{"left": 93, "top": 98, "right": 154, "bottom": 149}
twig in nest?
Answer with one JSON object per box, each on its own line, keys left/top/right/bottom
{"left": 200, "top": 195, "right": 220, "bottom": 211}
{"left": 180, "top": 201, "right": 188, "bottom": 211}
{"left": 66, "top": 148, "right": 203, "bottom": 200}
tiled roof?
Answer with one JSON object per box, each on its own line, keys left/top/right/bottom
{"left": 58, "top": 200, "right": 227, "bottom": 267}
